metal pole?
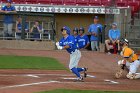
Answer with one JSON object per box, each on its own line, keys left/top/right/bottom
{"left": 21, "top": 14, "right": 26, "bottom": 39}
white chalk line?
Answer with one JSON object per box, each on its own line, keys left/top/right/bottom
{"left": 62, "top": 74, "right": 96, "bottom": 80}
{"left": 0, "top": 74, "right": 74, "bottom": 77}
{"left": 104, "top": 79, "right": 119, "bottom": 84}
{"left": 0, "top": 81, "right": 59, "bottom": 89}
{"left": 0, "top": 73, "right": 119, "bottom": 89}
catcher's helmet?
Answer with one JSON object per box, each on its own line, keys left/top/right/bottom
{"left": 120, "top": 38, "right": 129, "bottom": 45}
{"left": 61, "top": 26, "right": 71, "bottom": 35}
{"left": 79, "top": 27, "right": 85, "bottom": 33}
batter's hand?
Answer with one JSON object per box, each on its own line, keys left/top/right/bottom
{"left": 56, "top": 42, "right": 60, "bottom": 49}
{"left": 58, "top": 46, "right": 63, "bottom": 50}
{"left": 56, "top": 42, "right": 63, "bottom": 50}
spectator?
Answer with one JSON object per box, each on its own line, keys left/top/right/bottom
{"left": 15, "top": 16, "right": 29, "bottom": 39}
{"left": 30, "top": 21, "right": 42, "bottom": 40}
{"left": 88, "top": 16, "right": 103, "bottom": 51}
{"left": 77, "top": 27, "right": 90, "bottom": 50}
{"left": 105, "top": 22, "right": 121, "bottom": 54}
{"left": 0, "top": 0, "right": 16, "bottom": 38}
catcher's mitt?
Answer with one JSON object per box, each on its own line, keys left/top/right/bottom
{"left": 115, "top": 64, "right": 128, "bottom": 79}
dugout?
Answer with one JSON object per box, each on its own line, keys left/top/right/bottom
{"left": 0, "top": 4, "right": 131, "bottom": 50}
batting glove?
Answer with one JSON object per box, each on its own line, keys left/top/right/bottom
{"left": 58, "top": 46, "right": 63, "bottom": 50}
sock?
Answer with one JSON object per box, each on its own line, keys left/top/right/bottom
{"left": 77, "top": 68, "right": 84, "bottom": 72}
{"left": 71, "top": 67, "right": 80, "bottom": 77}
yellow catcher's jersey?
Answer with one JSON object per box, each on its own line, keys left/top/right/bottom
{"left": 122, "top": 46, "right": 138, "bottom": 62}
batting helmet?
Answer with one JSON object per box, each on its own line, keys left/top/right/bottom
{"left": 7, "top": 0, "right": 12, "bottom": 3}
{"left": 73, "top": 27, "right": 79, "bottom": 33}
{"left": 61, "top": 26, "right": 71, "bottom": 35}
{"left": 79, "top": 27, "right": 85, "bottom": 33}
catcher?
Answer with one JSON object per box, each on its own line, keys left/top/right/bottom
{"left": 115, "top": 38, "right": 140, "bottom": 79}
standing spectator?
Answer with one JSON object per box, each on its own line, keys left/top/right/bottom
{"left": 88, "top": 16, "right": 103, "bottom": 51}
{"left": 105, "top": 22, "right": 121, "bottom": 54}
{"left": 77, "top": 27, "right": 90, "bottom": 50}
{"left": 15, "top": 16, "right": 29, "bottom": 39}
{"left": 30, "top": 21, "right": 42, "bottom": 40}
{"left": 0, "top": 0, "right": 16, "bottom": 38}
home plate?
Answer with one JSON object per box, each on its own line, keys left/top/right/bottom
{"left": 26, "top": 74, "right": 40, "bottom": 78}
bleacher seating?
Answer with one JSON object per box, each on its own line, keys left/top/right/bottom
{"left": 128, "top": 1, "right": 140, "bottom": 15}
{"left": 89, "top": 0, "right": 101, "bottom": 6}
{"left": 76, "top": 0, "right": 89, "bottom": 6}
{"left": 38, "top": 0, "right": 51, "bottom": 4}
{"left": 116, "top": 0, "right": 127, "bottom": 7}
{"left": 51, "top": 0, "right": 63, "bottom": 5}
{"left": 26, "top": 0, "right": 38, "bottom": 4}
{"left": 1, "top": 0, "right": 139, "bottom": 15}
{"left": 101, "top": 0, "right": 112, "bottom": 6}
{"left": 63, "top": 0, "right": 76, "bottom": 5}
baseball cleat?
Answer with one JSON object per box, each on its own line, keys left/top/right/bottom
{"left": 84, "top": 67, "right": 88, "bottom": 78}
{"left": 74, "top": 77, "right": 84, "bottom": 82}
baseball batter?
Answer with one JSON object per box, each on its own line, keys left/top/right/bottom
{"left": 115, "top": 39, "right": 140, "bottom": 79}
{"left": 56, "top": 26, "right": 87, "bottom": 81}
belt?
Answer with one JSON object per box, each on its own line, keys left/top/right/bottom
{"left": 70, "top": 49, "right": 78, "bottom": 54}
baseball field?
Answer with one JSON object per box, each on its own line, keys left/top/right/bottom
{"left": 0, "top": 49, "right": 140, "bottom": 93}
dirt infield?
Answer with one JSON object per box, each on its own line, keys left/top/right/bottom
{"left": 0, "top": 49, "right": 140, "bottom": 93}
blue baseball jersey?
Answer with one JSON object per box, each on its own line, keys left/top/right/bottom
{"left": 72, "top": 35, "right": 78, "bottom": 43}
{"left": 88, "top": 23, "right": 102, "bottom": 41}
{"left": 77, "top": 35, "right": 90, "bottom": 49}
{"left": 59, "top": 35, "right": 78, "bottom": 54}
{"left": 17, "top": 22, "right": 29, "bottom": 31}
{"left": 2, "top": 5, "right": 16, "bottom": 24}
{"left": 108, "top": 29, "right": 120, "bottom": 40}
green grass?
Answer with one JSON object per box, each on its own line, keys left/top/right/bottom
{"left": 37, "top": 89, "right": 139, "bottom": 93}
{"left": 0, "top": 55, "right": 66, "bottom": 70}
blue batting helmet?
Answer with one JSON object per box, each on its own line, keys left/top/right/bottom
{"left": 7, "top": 0, "right": 12, "bottom": 3}
{"left": 79, "top": 27, "right": 85, "bottom": 33}
{"left": 61, "top": 26, "right": 71, "bottom": 35}
{"left": 73, "top": 27, "right": 79, "bottom": 33}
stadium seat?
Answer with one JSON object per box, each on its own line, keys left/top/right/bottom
{"left": 12, "top": 0, "right": 20, "bottom": 4}
{"left": 19, "top": 0, "right": 26, "bottom": 4}
{"left": 89, "top": 0, "right": 101, "bottom": 6}
{"left": 76, "top": 0, "right": 89, "bottom": 6}
{"left": 0, "top": 0, "right": 6, "bottom": 3}
{"left": 63, "top": 0, "right": 76, "bottom": 5}
{"left": 128, "top": 1, "right": 140, "bottom": 15}
{"left": 26, "top": 0, "right": 38, "bottom": 4}
{"left": 116, "top": 0, "right": 127, "bottom": 7}
{"left": 51, "top": 0, "right": 63, "bottom": 5}
{"left": 38, "top": 0, "right": 51, "bottom": 4}
{"left": 101, "top": 0, "right": 112, "bottom": 6}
